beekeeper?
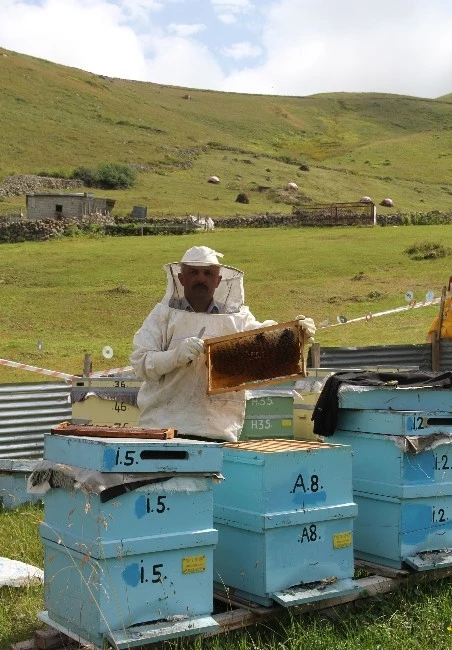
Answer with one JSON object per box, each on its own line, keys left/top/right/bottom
{"left": 130, "top": 246, "right": 316, "bottom": 442}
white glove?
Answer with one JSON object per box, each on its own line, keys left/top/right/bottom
{"left": 175, "top": 337, "right": 205, "bottom": 365}
{"left": 295, "top": 315, "right": 316, "bottom": 343}
{"left": 143, "top": 337, "right": 205, "bottom": 377}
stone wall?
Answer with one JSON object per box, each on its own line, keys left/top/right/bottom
{"left": 0, "top": 175, "right": 82, "bottom": 197}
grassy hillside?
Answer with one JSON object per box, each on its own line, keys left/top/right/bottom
{"left": 0, "top": 226, "right": 449, "bottom": 383}
{"left": 1, "top": 47, "right": 452, "bottom": 218}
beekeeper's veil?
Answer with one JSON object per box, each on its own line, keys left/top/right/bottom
{"left": 162, "top": 246, "right": 245, "bottom": 313}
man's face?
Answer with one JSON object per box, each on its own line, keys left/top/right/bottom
{"left": 178, "top": 264, "right": 222, "bottom": 305}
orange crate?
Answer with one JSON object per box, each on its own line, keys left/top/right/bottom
{"left": 205, "top": 320, "right": 306, "bottom": 395}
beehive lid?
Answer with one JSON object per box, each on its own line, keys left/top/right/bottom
{"left": 205, "top": 320, "right": 306, "bottom": 395}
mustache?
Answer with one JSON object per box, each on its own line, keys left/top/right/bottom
{"left": 193, "top": 282, "right": 208, "bottom": 290}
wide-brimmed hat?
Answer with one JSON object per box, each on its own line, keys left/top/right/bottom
{"left": 180, "top": 246, "right": 224, "bottom": 266}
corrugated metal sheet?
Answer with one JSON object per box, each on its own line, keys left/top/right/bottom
{"left": 309, "top": 341, "right": 452, "bottom": 372}
{"left": 439, "top": 339, "right": 452, "bottom": 370}
{"left": 0, "top": 382, "right": 71, "bottom": 460}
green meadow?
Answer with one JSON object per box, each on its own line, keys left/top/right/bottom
{"left": 2, "top": 468, "right": 452, "bottom": 650}
{"left": 0, "top": 226, "right": 450, "bottom": 383}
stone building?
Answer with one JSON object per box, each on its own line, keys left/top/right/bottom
{"left": 25, "top": 192, "right": 115, "bottom": 220}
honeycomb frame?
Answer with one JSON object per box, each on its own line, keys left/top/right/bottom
{"left": 205, "top": 320, "right": 306, "bottom": 395}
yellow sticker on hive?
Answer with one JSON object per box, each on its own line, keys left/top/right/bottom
{"left": 333, "top": 532, "right": 352, "bottom": 549}
{"left": 182, "top": 555, "right": 206, "bottom": 574}
{"left": 281, "top": 419, "right": 292, "bottom": 428}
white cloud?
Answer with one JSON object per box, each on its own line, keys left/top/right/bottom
{"left": 168, "top": 23, "right": 206, "bottom": 37}
{"left": 211, "top": 0, "right": 254, "bottom": 10}
{"left": 0, "top": 0, "right": 149, "bottom": 80}
{"left": 117, "top": 0, "right": 163, "bottom": 22}
{"left": 219, "top": 0, "right": 452, "bottom": 97}
{"left": 143, "top": 35, "right": 224, "bottom": 89}
{"left": 211, "top": 0, "right": 255, "bottom": 23}
{"left": 222, "top": 41, "right": 262, "bottom": 60}
{"left": 217, "top": 12, "right": 237, "bottom": 24}
{"left": 1, "top": 0, "right": 452, "bottom": 97}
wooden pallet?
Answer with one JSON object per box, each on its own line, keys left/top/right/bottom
{"left": 12, "top": 563, "right": 452, "bottom": 650}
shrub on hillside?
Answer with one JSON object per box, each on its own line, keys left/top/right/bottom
{"left": 35, "top": 169, "right": 71, "bottom": 179}
{"left": 404, "top": 241, "right": 452, "bottom": 260}
{"left": 72, "top": 163, "right": 137, "bottom": 190}
{"left": 97, "top": 163, "right": 137, "bottom": 189}
{"left": 72, "top": 166, "right": 98, "bottom": 187}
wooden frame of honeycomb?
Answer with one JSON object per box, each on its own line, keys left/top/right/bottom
{"left": 51, "top": 422, "right": 176, "bottom": 439}
{"left": 205, "top": 320, "right": 306, "bottom": 395}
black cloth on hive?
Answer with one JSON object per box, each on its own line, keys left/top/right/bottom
{"left": 311, "top": 370, "right": 452, "bottom": 437}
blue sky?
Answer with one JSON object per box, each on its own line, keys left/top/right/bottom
{"left": 1, "top": 0, "right": 452, "bottom": 98}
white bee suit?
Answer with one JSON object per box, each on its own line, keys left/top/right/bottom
{"left": 130, "top": 259, "right": 276, "bottom": 441}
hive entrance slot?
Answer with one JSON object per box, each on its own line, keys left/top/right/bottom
{"left": 140, "top": 450, "right": 189, "bottom": 460}
{"left": 426, "top": 418, "right": 452, "bottom": 426}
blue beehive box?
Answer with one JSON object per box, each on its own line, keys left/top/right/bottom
{"left": 331, "top": 428, "right": 452, "bottom": 498}
{"left": 337, "top": 408, "right": 452, "bottom": 437}
{"left": 352, "top": 491, "right": 452, "bottom": 570}
{"left": 43, "top": 433, "right": 223, "bottom": 473}
{"left": 43, "top": 476, "right": 214, "bottom": 541}
{"left": 334, "top": 386, "right": 452, "bottom": 570}
{"left": 213, "top": 439, "right": 359, "bottom": 606}
{"left": 334, "top": 429, "right": 452, "bottom": 569}
{"left": 41, "top": 523, "right": 218, "bottom": 647}
{"left": 338, "top": 385, "right": 452, "bottom": 412}
{"left": 0, "top": 459, "right": 42, "bottom": 509}
{"left": 39, "top": 435, "right": 223, "bottom": 647}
